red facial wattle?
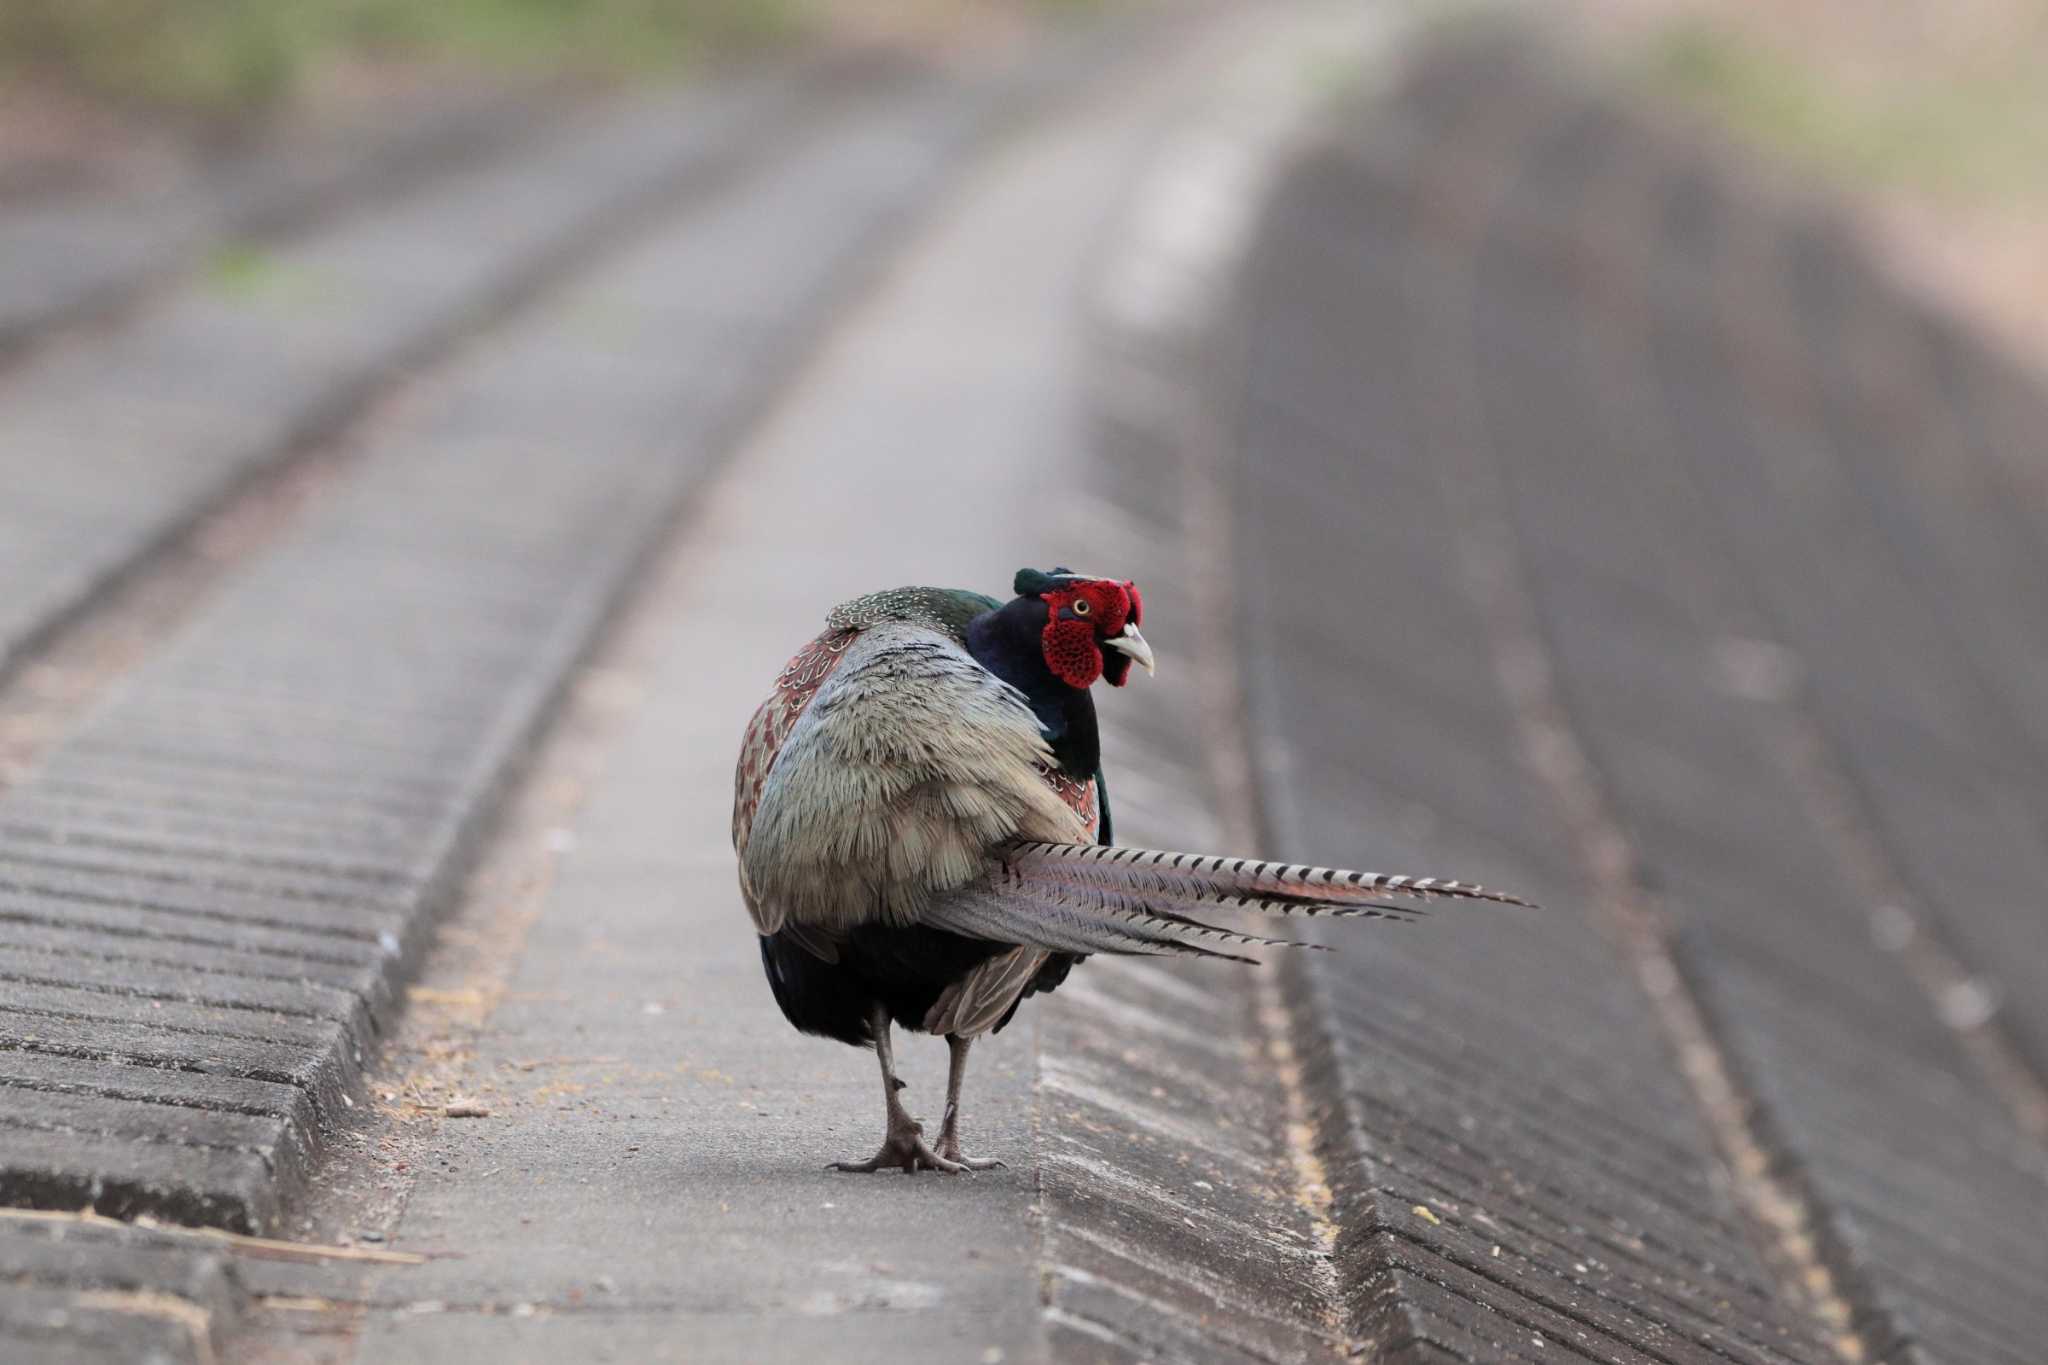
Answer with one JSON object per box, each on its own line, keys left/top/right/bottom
{"left": 1043, "top": 616, "right": 1102, "bottom": 688}
{"left": 1039, "top": 578, "right": 1146, "bottom": 689}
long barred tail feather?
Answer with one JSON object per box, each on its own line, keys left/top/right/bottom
{"left": 916, "top": 842, "right": 1528, "bottom": 963}
{"left": 1002, "top": 841, "right": 1535, "bottom": 918}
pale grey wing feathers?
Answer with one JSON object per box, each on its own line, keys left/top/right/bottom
{"left": 742, "top": 621, "right": 1085, "bottom": 933}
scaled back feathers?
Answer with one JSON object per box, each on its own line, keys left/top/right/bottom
{"left": 826, "top": 585, "right": 1001, "bottom": 638}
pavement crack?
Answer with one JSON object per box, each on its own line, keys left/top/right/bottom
{"left": 0, "top": 908, "right": 376, "bottom": 967}
{"left": 0, "top": 1074, "right": 287, "bottom": 1120}
{"left": 0, "top": 1037, "right": 314, "bottom": 1092}
{"left": 0, "top": 1110, "right": 275, "bottom": 1163}
{"left": 0, "top": 998, "right": 328, "bottom": 1048}
{"left": 0, "top": 940, "right": 371, "bottom": 993}
{"left": 0, "top": 823, "right": 412, "bottom": 887}
{"left": 0, "top": 967, "right": 346, "bottom": 1024}
{"left": 0, "top": 876, "right": 393, "bottom": 941}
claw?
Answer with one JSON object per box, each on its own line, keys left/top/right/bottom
{"left": 828, "top": 1115, "right": 977, "bottom": 1173}
{"left": 947, "top": 1154, "right": 1006, "bottom": 1171}
{"left": 934, "top": 1136, "right": 1004, "bottom": 1171}
{"left": 829, "top": 1133, "right": 968, "bottom": 1174}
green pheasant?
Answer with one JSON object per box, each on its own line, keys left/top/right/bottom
{"left": 734, "top": 568, "right": 1530, "bottom": 1173}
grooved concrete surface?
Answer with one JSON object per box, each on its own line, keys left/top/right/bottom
{"left": 0, "top": 62, "right": 819, "bottom": 685}
{"left": 0, "top": 1212, "right": 242, "bottom": 1363}
{"left": 0, "top": 84, "right": 541, "bottom": 358}
{"left": 1233, "top": 37, "right": 2048, "bottom": 1365}
{"left": 4, "top": 5, "right": 2048, "bottom": 1363}
{"left": 0, "top": 28, "right": 1095, "bottom": 1246}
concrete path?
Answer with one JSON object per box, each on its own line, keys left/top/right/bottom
{"left": 297, "top": 7, "right": 1341, "bottom": 1361}
{"left": 5, "top": 5, "right": 2048, "bottom": 1364}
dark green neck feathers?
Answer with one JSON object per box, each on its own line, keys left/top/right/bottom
{"left": 825, "top": 585, "right": 1003, "bottom": 642}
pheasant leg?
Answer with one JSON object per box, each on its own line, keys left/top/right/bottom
{"left": 829, "top": 1005, "right": 964, "bottom": 1174}
{"left": 934, "top": 1034, "right": 1005, "bottom": 1170}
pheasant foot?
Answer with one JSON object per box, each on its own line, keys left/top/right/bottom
{"left": 829, "top": 1115, "right": 969, "bottom": 1174}
{"left": 932, "top": 1134, "right": 1005, "bottom": 1171}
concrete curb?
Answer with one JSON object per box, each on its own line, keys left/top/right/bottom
{"left": 1227, "top": 27, "right": 2048, "bottom": 1363}
{"left": 1040, "top": 5, "right": 1425, "bottom": 1359}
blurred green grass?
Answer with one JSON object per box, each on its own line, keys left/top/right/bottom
{"left": 1643, "top": 16, "right": 2048, "bottom": 204}
{"left": 0, "top": 0, "right": 804, "bottom": 120}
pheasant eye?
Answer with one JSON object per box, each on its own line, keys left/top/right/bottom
{"left": 1071, "top": 599, "right": 1090, "bottom": 616}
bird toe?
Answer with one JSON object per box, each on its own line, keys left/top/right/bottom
{"left": 830, "top": 1127, "right": 979, "bottom": 1174}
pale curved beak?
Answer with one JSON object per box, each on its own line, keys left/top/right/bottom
{"left": 1106, "top": 623, "right": 1156, "bottom": 676}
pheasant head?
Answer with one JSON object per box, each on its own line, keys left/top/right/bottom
{"left": 1013, "top": 567, "right": 1153, "bottom": 689}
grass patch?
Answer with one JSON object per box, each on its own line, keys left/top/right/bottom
{"left": 337, "top": 0, "right": 801, "bottom": 75}
{"left": 1643, "top": 16, "right": 2048, "bottom": 204}
{"left": 0, "top": 0, "right": 804, "bottom": 121}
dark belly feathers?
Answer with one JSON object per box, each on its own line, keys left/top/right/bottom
{"left": 761, "top": 924, "right": 1070, "bottom": 1045}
